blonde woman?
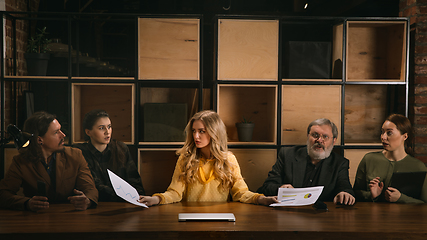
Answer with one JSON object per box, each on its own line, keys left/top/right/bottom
{"left": 139, "top": 110, "right": 277, "bottom": 206}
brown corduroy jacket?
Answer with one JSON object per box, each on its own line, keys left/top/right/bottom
{"left": 0, "top": 147, "right": 98, "bottom": 210}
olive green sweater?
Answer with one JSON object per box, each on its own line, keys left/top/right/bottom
{"left": 353, "top": 151, "right": 427, "bottom": 203}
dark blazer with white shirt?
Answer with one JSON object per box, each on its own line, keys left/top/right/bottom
{"left": 257, "top": 146, "right": 355, "bottom": 201}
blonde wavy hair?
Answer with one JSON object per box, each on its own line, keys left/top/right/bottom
{"left": 177, "top": 110, "right": 234, "bottom": 191}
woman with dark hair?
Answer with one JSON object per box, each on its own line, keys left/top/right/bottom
{"left": 0, "top": 111, "right": 98, "bottom": 211}
{"left": 138, "top": 110, "right": 277, "bottom": 206}
{"left": 353, "top": 114, "right": 427, "bottom": 203}
{"left": 74, "top": 109, "right": 145, "bottom": 201}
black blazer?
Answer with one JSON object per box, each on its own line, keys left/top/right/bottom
{"left": 257, "top": 146, "right": 355, "bottom": 201}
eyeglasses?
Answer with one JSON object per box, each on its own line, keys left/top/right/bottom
{"left": 310, "top": 132, "right": 330, "bottom": 141}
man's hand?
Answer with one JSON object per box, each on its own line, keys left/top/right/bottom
{"left": 27, "top": 196, "right": 49, "bottom": 212}
{"left": 385, "top": 187, "right": 401, "bottom": 202}
{"left": 138, "top": 196, "right": 161, "bottom": 206}
{"left": 369, "top": 177, "right": 384, "bottom": 199}
{"left": 257, "top": 195, "right": 279, "bottom": 206}
{"left": 333, "top": 191, "right": 355, "bottom": 205}
{"left": 279, "top": 184, "right": 294, "bottom": 188}
{"left": 68, "top": 189, "right": 91, "bottom": 211}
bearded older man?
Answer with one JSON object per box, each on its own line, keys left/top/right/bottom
{"left": 257, "top": 118, "right": 355, "bottom": 205}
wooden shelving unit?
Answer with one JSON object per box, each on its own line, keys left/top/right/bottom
{"left": 1, "top": 13, "right": 409, "bottom": 191}
{"left": 346, "top": 21, "right": 407, "bottom": 82}
{"left": 138, "top": 18, "right": 200, "bottom": 80}
{"left": 214, "top": 16, "right": 409, "bottom": 190}
{"left": 281, "top": 85, "right": 342, "bottom": 145}
{"left": 138, "top": 149, "right": 179, "bottom": 196}
{"left": 217, "top": 84, "right": 277, "bottom": 144}
{"left": 71, "top": 83, "right": 135, "bottom": 144}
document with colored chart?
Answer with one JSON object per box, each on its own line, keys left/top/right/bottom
{"left": 107, "top": 169, "right": 148, "bottom": 208}
{"left": 270, "top": 186, "right": 324, "bottom": 207}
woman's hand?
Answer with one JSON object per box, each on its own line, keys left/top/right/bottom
{"left": 138, "top": 196, "right": 161, "bottom": 206}
{"left": 385, "top": 187, "right": 401, "bottom": 202}
{"left": 257, "top": 195, "right": 278, "bottom": 206}
{"left": 369, "top": 177, "right": 384, "bottom": 199}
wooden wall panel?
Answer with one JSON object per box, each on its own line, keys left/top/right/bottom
{"left": 347, "top": 21, "right": 406, "bottom": 81}
{"left": 4, "top": 148, "right": 19, "bottom": 174}
{"left": 72, "top": 83, "right": 134, "bottom": 144}
{"left": 4, "top": 148, "right": 23, "bottom": 196}
{"left": 138, "top": 149, "right": 178, "bottom": 196}
{"left": 344, "top": 85, "right": 387, "bottom": 144}
{"left": 138, "top": 18, "right": 199, "bottom": 80}
{"left": 218, "top": 19, "right": 279, "bottom": 80}
{"left": 344, "top": 149, "right": 373, "bottom": 186}
{"left": 232, "top": 149, "right": 277, "bottom": 192}
{"left": 282, "top": 85, "right": 341, "bottom": 145}
{"left": 332, "top": 24, "right": 343, "bottom": 79}
{"left": 217, "top": 85, "right": 277, "bottom": 144}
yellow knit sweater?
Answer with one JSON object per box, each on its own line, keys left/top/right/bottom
{"left": 154, "top": 152, "right": 262, "bottom": 204}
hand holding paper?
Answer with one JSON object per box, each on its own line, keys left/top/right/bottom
{"left": 270, "top": 186, "right": 324, "bottom": 207}
{"left": 107, "top": 169, "right": 148, "bottom": 208}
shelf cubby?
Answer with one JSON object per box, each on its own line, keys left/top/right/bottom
{"left": 72, "top": 83, "right": 134, "bottom": 144}
{"left": 3, "top": 148, "right": 18, "bottom": 173}
{"left": 217, "top": 85, "right": 277, "bottom": 144}
{"left": 138, "top": 18, "right": 200, "bottom": 80}
{"left": 281, "top": 20, "right": 343, "bottom": 81}
{"left": 344, "top": 149, "right": 375, "bottom": 186}
{"left": 139, "top": 87, "right": 208, "bottom": 144}
{"left": 281, "top": 85, "right": 342, "bottom": 145}
{"left": 138, "top": 149, "right": 178, "bottom": 195}
{"left": 231, "top": 149, "right": 277, "bottom": 192}
{"left": 344, "top": 84, "right": 406, "bottom": 145}
{"left": 73, "top": 17, "right": 136, "bottom": 77}
{"left": 346, "top": 21, "right": 407, "bottom": 82}
{"left": 217, "top": 19, "right": 279, "bottom": 81}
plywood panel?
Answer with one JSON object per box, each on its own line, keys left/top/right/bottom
{"left": 344, "top": 85, "right": 387, "bottom": 144}
{"left": 231, "top": 149, "right": 277, "bottom": 192}
{"left": 282, "top": 85, "right": 341, "bottom": 145}
{"left": 217, "top": 85, "right": 277, "bottom": 143}
{"left": 4, "top": 148, "right": 24, "bottom": 196}
{"left": 332, "top": 24, "right": 343, "bottom": 79}
{"left": 140, "top": 87, "right": 198, "bottom": 120}
{"left": 347, "top": 21, "right": 406, "bottom": 81}
{"left": 218, "top": 19, "right": 279, "bottom": 80}
{"left": 138, "top": 18, "right": 199, "bottom": 80}
{"left": 4, "top": 148, "right": 19, "bottom": 174}
{"left": 344, "top": 149, "right": 373, "bottom": 186}
{"left": 139, "top": 149, "right": 277, "bottom": 195}
{"left": 139, "top": 149, "right": 179, "bottom": 195}
{"left": 72, "top": 83, "right": 134, "bottom": 144}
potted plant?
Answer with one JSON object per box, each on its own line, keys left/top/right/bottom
{"left": 235, "top": 117, "right": 255, "bottom": 142}
{"left": 25, "top": 27, "right": 51, "bottom": 76}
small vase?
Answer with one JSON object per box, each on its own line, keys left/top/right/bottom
{"left": 235, "top": 122, "right": 255, "bottom": 142}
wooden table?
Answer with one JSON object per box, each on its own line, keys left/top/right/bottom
{"left": 1, "top": 201, "right": 427, "bottom": 239}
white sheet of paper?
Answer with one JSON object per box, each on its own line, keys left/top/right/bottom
{"left": 107, "top": 169, "right": 148, "bottom": 208}
{"left": 270, "top": 186, "right": 324, "bottom": 207}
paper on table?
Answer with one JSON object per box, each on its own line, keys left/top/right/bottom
{"left": 107, "top": 169, "right": 148, "bottom": 208}
{"left": 270, "top": 186, "right": 324, "bottom": 207}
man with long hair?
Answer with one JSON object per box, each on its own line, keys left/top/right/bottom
{"left": 0, "top": 111, "right": 98, "bottom": 211}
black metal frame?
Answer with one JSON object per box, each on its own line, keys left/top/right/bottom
{"left": 0, "top": 12, "right": 205, "bottom": 179}
{"left": 212, "top": 15, "right": 410, "bottom": 157}
{"left": 0, "top": 12, "right": 410, "bottom": 179}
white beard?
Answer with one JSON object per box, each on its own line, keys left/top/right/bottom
{"left": 306, "top": 139, "right": 333, "bottom": 160}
